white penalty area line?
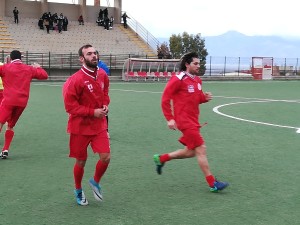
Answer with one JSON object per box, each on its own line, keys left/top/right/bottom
{"left": 213, "top": 100, "right": 300, "bottom": 133}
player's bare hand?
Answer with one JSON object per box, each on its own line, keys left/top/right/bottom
{"left": 102, "top": 105, "right": 109, "bottom": 114}
{"left": 167, "top": 119, "right": 177, "bottom": 130}
{"left": 94, "top": 108, "right": 107, "bottom": 118}
{"left": 205, "top": 92, "right": 212, "bottom": 101}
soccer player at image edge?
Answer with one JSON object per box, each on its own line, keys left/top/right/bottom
{"left": 0, "top": 50, "right": 48, "bottom": 159}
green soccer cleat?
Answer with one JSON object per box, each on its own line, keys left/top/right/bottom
{"left": 153, "top": 154, "right": 164, "bottom": 175}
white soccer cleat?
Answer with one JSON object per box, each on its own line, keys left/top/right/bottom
{"left": 0, "top": 150, "right": 9, "bottom": 159}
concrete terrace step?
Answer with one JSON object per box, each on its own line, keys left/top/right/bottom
{"left": 2, "top": 16, "right": 155, "bottom": 56}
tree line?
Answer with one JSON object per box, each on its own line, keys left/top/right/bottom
{"left": 157, "top": 32, "right": 208, "bottom": 76}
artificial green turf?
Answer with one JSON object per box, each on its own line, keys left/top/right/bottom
{"left": 0, "top": 81, "right": 299, "bottom": 225}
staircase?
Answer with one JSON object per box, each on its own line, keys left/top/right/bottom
{"left": 0, "top": 17, "right": 19, "bottom": 51}
{"left": 118, "top": 24, "right": 156, "bottom": 58}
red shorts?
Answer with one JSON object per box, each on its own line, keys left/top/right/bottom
{"left": 69, "top": 130, "right": 110, "bottom": 160}
{"left": 179, "top": 128, "right": 205, "bottom": 150}
{"left": 0, "top": 105, "right": 25, "bottom": 128}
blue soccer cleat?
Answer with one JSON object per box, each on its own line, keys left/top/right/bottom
{"left": 74, "top": 189, "right": 88, "bottom": 206}
{"left": 210, "top": 180, "right": 229, "bottom": 193}
{"left": 88, "top": 178, "right": 103, "bottom": 201}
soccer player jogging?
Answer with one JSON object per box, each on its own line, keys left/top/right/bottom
{"left": 63, "top": 44, "right": 110, "bottom": 206}
{"left": 0, "top": 50, "right": 48, "bottom": 159}
{"left": 153, "top": 52, "right": 229, "bottom": 192}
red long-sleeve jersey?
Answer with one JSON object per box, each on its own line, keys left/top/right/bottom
{"left": 0, "top": 59, "right": 48, "bottom": 107}
{"left": 63, "top": 66, "right": 110, "bottom": 135}
{"left": 161, "top": 72, "right": 208, "bottom": 131}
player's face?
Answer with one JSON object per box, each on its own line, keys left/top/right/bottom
{"left": 81, "top": 47, "right": 98, "bottom": 69}
{"left": 186, "top": 58, "right": 200, "bottom": 75}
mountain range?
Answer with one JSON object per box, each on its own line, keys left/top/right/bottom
{"left": 158, "top": 31, "right": 300, "bottom": 58}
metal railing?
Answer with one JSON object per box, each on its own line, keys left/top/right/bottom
{"left": 1, "top": 51, "right": 300, "bottom": 79}
{"left": 0, "top": 51, "right": 149, "bottom": 70}
{"left": 123, "top": 12, "right": 160, "bottom": 52}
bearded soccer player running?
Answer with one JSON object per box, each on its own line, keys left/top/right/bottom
{"left": 0, "top": 50, "right": 48, "bottom": 159}
{"left": 63, "top": 44, "right": 110, "bottom": 206}
{"left": 153, "top": 52, "right": 229, "bottom": 192}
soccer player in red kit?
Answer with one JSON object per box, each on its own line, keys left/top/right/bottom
{"left": 0, "top": 50, "right": 48, "bottom": 159}
{"left": 153, "top": 52, "right": 228, "bottom": 192}
{"left": 63, "top": 44, "right": 110, "bottom": 206}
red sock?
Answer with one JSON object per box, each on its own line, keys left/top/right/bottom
{"left": 206, "top": 175, "right": 215, "bottom": 187}
{"left": 94, "top": 160, "right": 109, "bottom": 183}
{"left": 159, "top": 154, "right": 171, "bottom": 163}
{"left": 3, "top": 130, "right": 14, "bottom": 151}
{"left": 73, "top": 163, "right": 84, "bottom": 190}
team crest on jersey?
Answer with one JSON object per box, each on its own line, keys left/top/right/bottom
{"left": 188, "top": 85, "right": 195, "bottom": 93}
{"left": 198, "top": 83, "right": 202, "bottom": 90}
{"left": 85, "top": 81, "right": 93, "bottom": 92}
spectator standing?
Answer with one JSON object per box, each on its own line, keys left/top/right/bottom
{"left": 78, "top": 15, "right": 84, "bottom": 25}
{"left": 104, "top": 15, "right": 110, "bottom": 30}
{"left": 98, "top": 9, "right": 104, "bottom": 21}
{"left": 44, "top": 18, "right": 50, "bottom": 34}
{"left": 13, "top": 7, "right": 19, "bottom": 24}
{"left": 122, "top": 12, "right": 130, "bottom": 28}
{"left": 57, "top": 13, "right": 64, "bottom": 33}
{"left": 38, "top": 17, "right": 44, "bottom": 29}
{"left": 63, "top": 16, "right": 69, "bottom": 31}
{"left": 96, "top": 52, "right": 110, "bottom": 75}
{"left": 103, "top": 8, "right": 108, "bottom": 19}
{"left": 63, "top": 44, "right": 110, "bottom": 206}
{"left": 109, "top": 16, "right": 114, "bottom": 28}
{"left": 153, "top": 52, "right": 229, "bottom": 193}
{"left": 0, "top": 50, "right": 48, "bottom": 159}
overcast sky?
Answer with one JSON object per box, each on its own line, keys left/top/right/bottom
{"left": 122, "top": 0, "right": 300, "bottom": 38}
{"left": 45, "top": 0, "right": 300, "bottom": 38}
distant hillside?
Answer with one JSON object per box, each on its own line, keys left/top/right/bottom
{"left": 158, "top": 31, "right": 300, "bottom": 58}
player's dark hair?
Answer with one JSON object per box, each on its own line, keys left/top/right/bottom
{"left": 10, "top": 50, "right": 21, "bottom": 60}
{"left": 179, "top": 52, "right": 199, "bottom": 71}
{"left": 78, "top": 44, "right": 93, "bottom": 57}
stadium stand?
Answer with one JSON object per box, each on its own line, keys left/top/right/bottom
{"left": 3, "top": 16, "right": 155, "bottom": 56}
{"left": 0, "top": 17, "right": 20, "bottom": 50}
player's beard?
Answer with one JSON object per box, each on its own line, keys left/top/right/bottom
{"left": 84, "top": 57, "right": 97, "bottom": 69}
{"left": 188, "top": 68, "right": 199, "bottom": 76}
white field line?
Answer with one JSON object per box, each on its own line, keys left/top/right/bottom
{"left": 213, "top": 100, "right": 300, "bottom": 131}
{"left": 32, "top": 83, "right": 300, "bottom": 132}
